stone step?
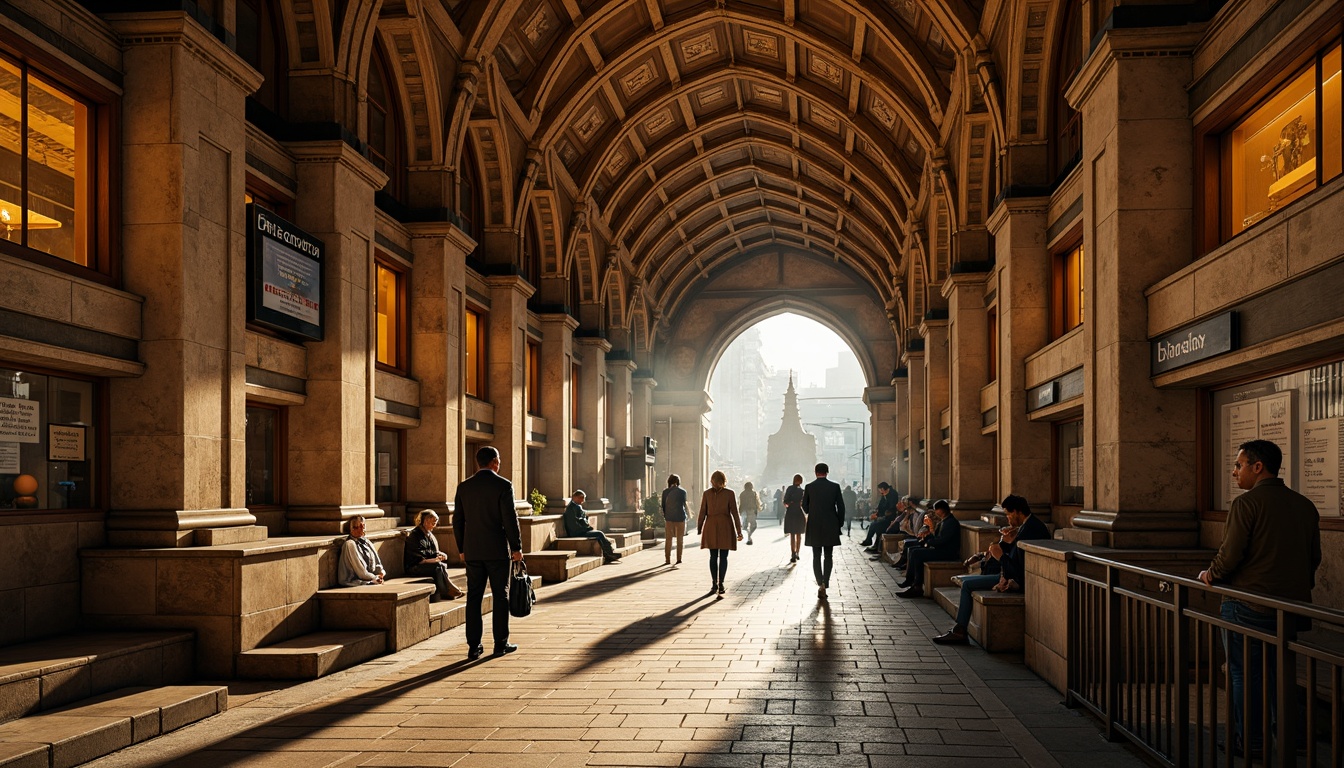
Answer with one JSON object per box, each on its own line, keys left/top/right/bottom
{"left": 0, "top": 631, "right": 195, "bottom": 726}
{"left": 235, "top": 630, "right": 386, "bottom": 680}
{"left": 316, "top": 581, "right": 435, "bottom": 651}
{"left": 933, "top": 586, "right": 961, "bottom": 617}
{"left": 553, "top": 537, "right": 643, "bottom": 558}
{"left": 0, "top": 685, "right": 226, "bottom": 768}
{"left": 425, "top": 575, "right": 538, "bottom": 635}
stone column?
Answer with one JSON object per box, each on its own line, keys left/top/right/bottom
{"left": 483, "top": 275, "right": 534, "bottom": 490}
{"left": 891, "top": 372, "right": 910, "bottom": 494}
{"left": 904, "top": 351, "right": 926, "bottom": 499}
{"left": 866, "top": 386, "right": 899, "bottom": 490}
{"left": 1069, "top": 28, "right": 1201, "bottom": 547}
{"left": 105, "top": 13, "right": 263, "bottom": 547}
{"left": 652, "top": 392, "right": 712, "bottom": 503}
{"left": 572, "top": 336, "right": 612, "bottom": 500}
{"left": 921, "top": 318, "right": 951, "bottom": 500}
{"left": 987, "top": 199, "right": 1053, "bottom": 508}
{"left": 944, "top": 273, "right": 997, "bottom": 510}
{"left": 536, "top": 313, "right": 577, "bottom": 508}
{"left": 403, "top": 222, "right": 475, "bottom": 517}
{"left": 283, "top": 141, "right": 388, "bottom": 534}
{"left": 632, "top": 374, "right": 657, "bottom": 450}
{"left": 606, "top": 358, "right": 635, "bottom": 448}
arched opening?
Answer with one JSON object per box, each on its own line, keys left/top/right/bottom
{"left": 706, "top": 313, "right": 868, "bottom": 493}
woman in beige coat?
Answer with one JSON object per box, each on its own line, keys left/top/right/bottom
{"left": 697, "top": 470, "right": 743, "bottom": 598}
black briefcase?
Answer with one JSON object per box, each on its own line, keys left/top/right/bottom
{"left": 508, "top": 560, "right": 536, "bottom": 618}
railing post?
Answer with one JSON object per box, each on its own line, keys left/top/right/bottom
{"left": 1105, "top": 563, "right": 1122, "bottom": 742}
{"left": 1172, "top": 583, "right": 1189, "bottom": 767}
{"left": 1277, "top": 609, "right": 1298, "bottom": 768}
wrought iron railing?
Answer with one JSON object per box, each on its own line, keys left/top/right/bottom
{"left": 1067, "top": 552, "right": 1344, "bottom": 767}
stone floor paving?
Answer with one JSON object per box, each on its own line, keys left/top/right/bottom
{"left": 83, "top": 523, "right": 1151, "bottom": 768}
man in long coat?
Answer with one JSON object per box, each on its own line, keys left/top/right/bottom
{"left": 802, "top": 462, "right": 845, "bottom": 599}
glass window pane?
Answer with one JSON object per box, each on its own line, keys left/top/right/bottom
{"left": 1324, "top": 44, "right": 1341, "bottom": 183}
{"left": 1056, "top": 420, "right": 1084, "bottom": 505}
{"left": 0, "top": 369, "right": 96, "bottom": 510}
{"left": 465, "top": 309, "right": 479, "bottom": 397}
{"left": 0, "top": 57, "right": 22, "bottom": 243}
{"left": 26, "top": 69, "right": 88, "bottom": 265}
{"left": 245, "top": 406, "right": 278, "bottom": 506}
{"left": 375, "top": 427, "right": 400, "bottom": 503}
{"left": 376, "top": 263, "right": 398, "bottom": 367}
{"left": 1229, "top": 65, "right": 1318, "bottom": 235}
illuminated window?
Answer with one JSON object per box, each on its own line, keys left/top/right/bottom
{"left": 526, "top": 341, "right": 540, "bottom": 414}
{"left": 1053, "top": 243, "right": 1084, "bottom": 337}
{"left": 465, "top": 307, "right": 487, "bottom": 398}
{"left": 0, "top": 53, "right": 94, "bottom": 268}
{"left": 375, "top": 259, "right": 406, "bottom": 370}
{"left": 1224, "top": 41, "right": 1342, "bottom": 237}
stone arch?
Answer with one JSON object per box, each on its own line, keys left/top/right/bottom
{"left": 278, "top": 0, "right": 336, "bottom": 68}
{"left": 370, "top": 15, "right": 446, "bottom": 165}
{"left": 469, "top": 121, "right": 513, "bottom": 229}
{"left": 531, "top": 189, "right": 564, "bottom": 276}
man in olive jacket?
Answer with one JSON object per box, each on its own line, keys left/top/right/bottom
{"left": 453, "top": 446, "right": 524, "bottom": 660}
{"left": 802, "top": 462, "right": 845, "bottom": 598}
{"left": 1199, "top": 439, "right": 1320, "bottom": 756}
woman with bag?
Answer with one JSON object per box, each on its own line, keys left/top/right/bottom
{"left": 697, "top": 470, "right": 742, "bottom": 598}
{"left": 782, "top": 474, "right": 806, "bottom": 562}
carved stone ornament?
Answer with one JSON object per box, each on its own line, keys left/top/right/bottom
{"left": 645, "top": 109, "right": 674, "bottom": 136}
{"left": 755, "top": 86, "right": 783, "bottom": 105}
{"left": 575, "top": 105, "right": 605, "bottom": 141}
{"left": 607, "top": 148, "right": 629, "bottom": 175}
{"left": 622, "top": 61, "right": 657, "bottom": 97}
{"left": 809, "top": 55, "right": 843, "bottom": 85}
{"left": 871, "top": 97, "right": 897, "bottom": 129}
{"left": 681, "top": 32, "right": 717, "bottom": 64}
{"left": 698, "top": 85, "right": 727, "bottom": 107}
{"left": 522, "top": 4, "right": 553, "bottom": 46}
{"left": 743, "top": 30, "right": 778, "bottom": 58}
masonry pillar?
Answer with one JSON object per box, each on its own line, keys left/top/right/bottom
{"left": 105, "top": 14, "right": 262, "bottom": 546}
{"left": 891, "top": 373, "right": 910, "bottom": 494}
{"left": 632, "top": 374, "right": 657, "bottom": 451}
{"left": 921, "top": 319, "right": 951, "bottom": 501}
{"left": 944, "top": 273, "right": 997, "bottom": 511}
{"left": 607, "top": 358, "right": 635, "bottom": 448}
{"left": 536, "top": 313, "right": 577, "bottom": 508}
{"left": 987, "top": 199, "right": 1053, "bottom": 508}
{"left": 572, "top": 336, "right": 611, "bottom": 500}
{"left": 866, "top": 386, "right": 899, "bottom": 491}
{"left": 483, "top": 275, "right": 534, "bottom": 491}
{"left": 1069, "top": 28, "right": 1201, "bottom": 546}
{"left": 904, "top": 351, "right": 926, "bottom": 499}
{"left": 283, "top": 142, "right": 388, "bottom": 534}
{"left": 403, "top": 223, "right": 474, "bottom": 516}
{"left": 653, "top": 391, "right": 711, "bottom": 503}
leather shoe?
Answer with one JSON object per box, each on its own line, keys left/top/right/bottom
{"left": 869, "top": 555, "right": 883, "bottom": 561}
{"left": 932, "top": 628, "right": 969, "bottom": 645}
{"left": 892, "top": 560, "right": 908, "bottom": 570}
{"left": 895, "top": 586, "right": 923, "bottom": 598}
{"left": 494, "top": 642, "right": 518, "bottom": 655}
{"left": 467, "top": 644, "right": 484, "bottom": 660}
{"left": 864, "top": 547, "right": 879, "bottom": 554}
{"left": 896, "top": 580, "right": 912, "bottom": 588}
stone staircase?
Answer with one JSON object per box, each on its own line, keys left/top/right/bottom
{"left": 0, "top": 632, "right": 227, "bottom": 767}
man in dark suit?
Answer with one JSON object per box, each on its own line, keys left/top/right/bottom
{"left": 802, "top": 462, "right": 845, "bottom": 599}
{"left": 452, "top": 445, "right": 524, "bottom": 660}
{"left": 896, "top": 499, "right": 961, "bottom": 598}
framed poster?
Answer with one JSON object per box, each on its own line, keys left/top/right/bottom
{"left": 247, "top": 204, "right": 325, "bottom": 341}
{"left": 48, "top": 424, "right": 86, "bottom": 462}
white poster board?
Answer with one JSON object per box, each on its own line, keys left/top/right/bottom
{"left": 0, "top": 397, "right": 39, "bottom": 444}
{"left": 47, "top": 425, "right": 85, "bottom": 462}
{"left": 1258, "top": 392, "right": 1295, "bottom": 482}
{"left": 1301, "top": 417, "right": 1340, "bottom": 516}
{"left": 0, "top": 442, "right": 19, "bottom": 474}
{"left": 1223, "top": 401, "right": 1259, "bottom": 508}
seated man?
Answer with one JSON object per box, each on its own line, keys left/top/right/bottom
{"left": 887, "top": 497, "right": 931, "bottom": 567}
{"left": 896, "top": 499, "right": 961, "bottom": 598}
{"left": 564, "top": 490, "right": 622, "bottom": 563}
{"left": 338, "top": 515, "right": 386, "bottom": 587}
{"left": 932, "top": 494, "right": 1048, "bottom": 644}
{"left": 859, "top": 483, "right": 898, "bottom": 548}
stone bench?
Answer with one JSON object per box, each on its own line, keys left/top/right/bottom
{"left": 0, "top": 632, "right": 194, "bottom": 725}
{"left": 934, "top": 576, "right": 1027, "bottom": 652}
{"left": 879, "top": 533, "right": 907, "bottom": 564}
{"left": 924, "top": 560, "right": 966, "bottom": 592}
{"left": 524, "top": 550, "right": 602, "bottom": 583}
{"left": 315, "top": 579, "right": 436, "bottom": 652}
{"left": 554, "top": 535, "right": 643, "bottom": 558}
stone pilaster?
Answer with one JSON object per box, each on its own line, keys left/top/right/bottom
{"left": 403, "top": 222, "right": 475, "bottom": 516}
{"left": 572, "top": 336, "right": 612, "bottom": 500}
{"left": 891, "top": 372, "right": 910, "bottom": 494}
{"left": 652, "top": 390, "right": 712, "bottom": 503}
{"left": 483, "top": 275, "right": 535, "bottom": 491}
{"left": 606, "top": 357, "right": 636, "bottom": 448}
{"left": 921, "top": 318, "right": 950, "bottom": 500}
{"left": 536, "top": 313, "right": 578, "bottom": 506}
{"left": 944, "top": 273, "right": 997, "bottom": 509}
{"left": 865, "top": 386, "right": 899, "bottom": 490}
{"left": 283, "top": 141, "right": 388, "bottom": 534}
{"left": 904, "top": 351, "right": 926, "bottom": 499}
{"left": 1068, "top": 28, "right": 1201, "bottom": 547}
{"left": 105, "top": 13, "right": 262, "bottom": 546}
{"left": 632, "top": 375, "right": 657, "bottom": 450}
{"left": 987, "top": 199, "right": 1053, "bottom": 507}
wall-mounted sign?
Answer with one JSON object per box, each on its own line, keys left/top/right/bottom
{"left": 0, "top": 396, "right": 39, "bottom": 443}
{"left": 1031, "top": 381, "right": 1057, "bottom": 411}
{"left": 1151, "top": 312, "right": 1237, "bottom": 375}
{"left": 0, "top": 442, "right": 19, "bottom": 473}
{"left": 48, "top": 424, "right": 86, "bottom": 462}
{"left": 247, "top": 204, "right": 325, "bottom": 341}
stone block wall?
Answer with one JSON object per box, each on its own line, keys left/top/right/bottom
{"left": 0, "top": 515, "right": 105, "bottom": 648}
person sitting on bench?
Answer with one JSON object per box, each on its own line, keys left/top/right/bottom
{"left": 564, "top": 490, "right": 622, "bottom": 563}
{"left": 338, "top": 516, "right": 386, "bottom": 587}
{"left": 895, "top": 499, "right": 961, "bottom": 598}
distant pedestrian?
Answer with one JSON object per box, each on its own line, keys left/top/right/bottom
{"left": 803, "top": 463, "right": 845, "bottom": 599}
{"left": 841, "top": 483, "right": 857, "bottom": 536}
{"left": 662, "top": 474, "right": 688, "bottom": 566}
{"left": 740, "top": 481, "right": 760, "bottom": 545}
{"left": 697, "top": 470, "right": 742, "bottom": 598}
{"left": 782, "top": 474, "right": 805, "bottom": 561}
{"left": 452, "top": 446, "right": 525, "bottom": 660}
{"left": 773, "top": 487, "right": 784, "bottom": 522}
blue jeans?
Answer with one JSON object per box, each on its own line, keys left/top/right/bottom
{"left": 708, "top": 549, "right": 729, "bottom": 584}
{"left": 1221, "top": 600, "right": 1278, "bottom": 750}
{"left": 583, "top": 530, "right": 615, "bottom": 558}
{"left": 954, "top": 574, "right": 1001, "bottom": 627}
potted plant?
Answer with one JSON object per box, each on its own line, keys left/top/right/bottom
{"left": 640, "top": 495, "right": 664, "bottom": 540}
{"left": 528, "top": 488, "right": 547, "bottom": 516}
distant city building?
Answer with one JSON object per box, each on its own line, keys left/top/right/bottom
{"left": 708, "top": 328, "right": 770, "bottom": 481}
{"left": 762, "top": 374, "right": 818, "bottom": 490}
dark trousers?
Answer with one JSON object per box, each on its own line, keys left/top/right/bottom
{"left": 708, "top": 549, "right": 730, "bottom": 584}
{"left": 1222, "top": 599, "right": 1282, "bottom": 750}
{"left": 861, "top": 517, "right": 891, "bottom": 545}
{"left": 464, "top": 559, "right": 511, "bottom": 649}
{"left": 407, "top": 562, "right": 456, "bottom": 598}
{"left": 582, "top": 530, "right": 615, "bottom": 557}
{"left": 811, "top": 546, "right": 833, "bottom": 587}
{"left": 905, "top": 547, "right": 957, "bottom": 586}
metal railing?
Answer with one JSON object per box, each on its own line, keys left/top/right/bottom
{"left": 1067, "top": 552, "right": 1344, "bottom": 767}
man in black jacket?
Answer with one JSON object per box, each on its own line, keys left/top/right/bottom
{"left": 452, "top": 445, "right": 524, "bottom": 660}
{"left": 896, "top": 499, "right": 961, "bottom": 598}
{"left": 802, "top": 462, "right": 845, "bottom": 598}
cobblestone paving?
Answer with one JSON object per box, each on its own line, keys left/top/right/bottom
{"left": 86, "top": 523, "right": 1150, "bottom": 768}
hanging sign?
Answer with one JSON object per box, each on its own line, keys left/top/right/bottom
{"left": 247, "top": 204, "right": 325, "bottom": 341}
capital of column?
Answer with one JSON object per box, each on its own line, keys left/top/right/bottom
{"left": 105, "top": 11, "right": 264, "bottom": 96}
{"left": 287, "top": 140, "right": 389, "bottom": 192}
{"left": 484, "top": 272, "right": 538, "bottom": 301}
{"left": 985, "top": 195, "right": 1049, "bottom": 235}
{"left": 406, "top": 220, "right": 477, "bottom": 256}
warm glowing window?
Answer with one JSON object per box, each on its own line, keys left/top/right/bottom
{"left": 1225, "top": 41, "right": 1342, "bottom": 237}
{"left": 1053, "top": 243, "right": 1084, "bottom": 337}
{"left": 465, "top": 307, "right": 486, "bottom": 398}
{"left": 526, "top": 341, "right": 540, "bottom": 414}
{"left": 375, "top": 260, "right": 406, "bottom": 370}
{"left": 0, "top": 54, "right": 93, "bottom": 267}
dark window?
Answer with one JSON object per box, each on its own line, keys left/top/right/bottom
{"left": 1055, "top": 419, "right": 1083, "bottom": 506}
{"left": 1051, "top": 0, "right": 1084, "bottom": 180}
{"left": 236, "top": 0, "right": 287, "bottom": 118}
{"left": 375, "top": 427, "right": 401, "bottom": 503}
{"left": 367, "top": 45, "right": 406, "bottom": 201}
{"left": 245, "top": 403, "right": 284, "bottom": 508}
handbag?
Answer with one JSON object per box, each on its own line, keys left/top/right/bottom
{"left": 508, "top": 559, "right": 536, "bottom": 618}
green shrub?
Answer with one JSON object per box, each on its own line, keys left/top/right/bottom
{"left": 528, "top": 488, "right": 547, "bottom": 516}
{"left": 641, "top": 495, "right": 664, "bottom": 529}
